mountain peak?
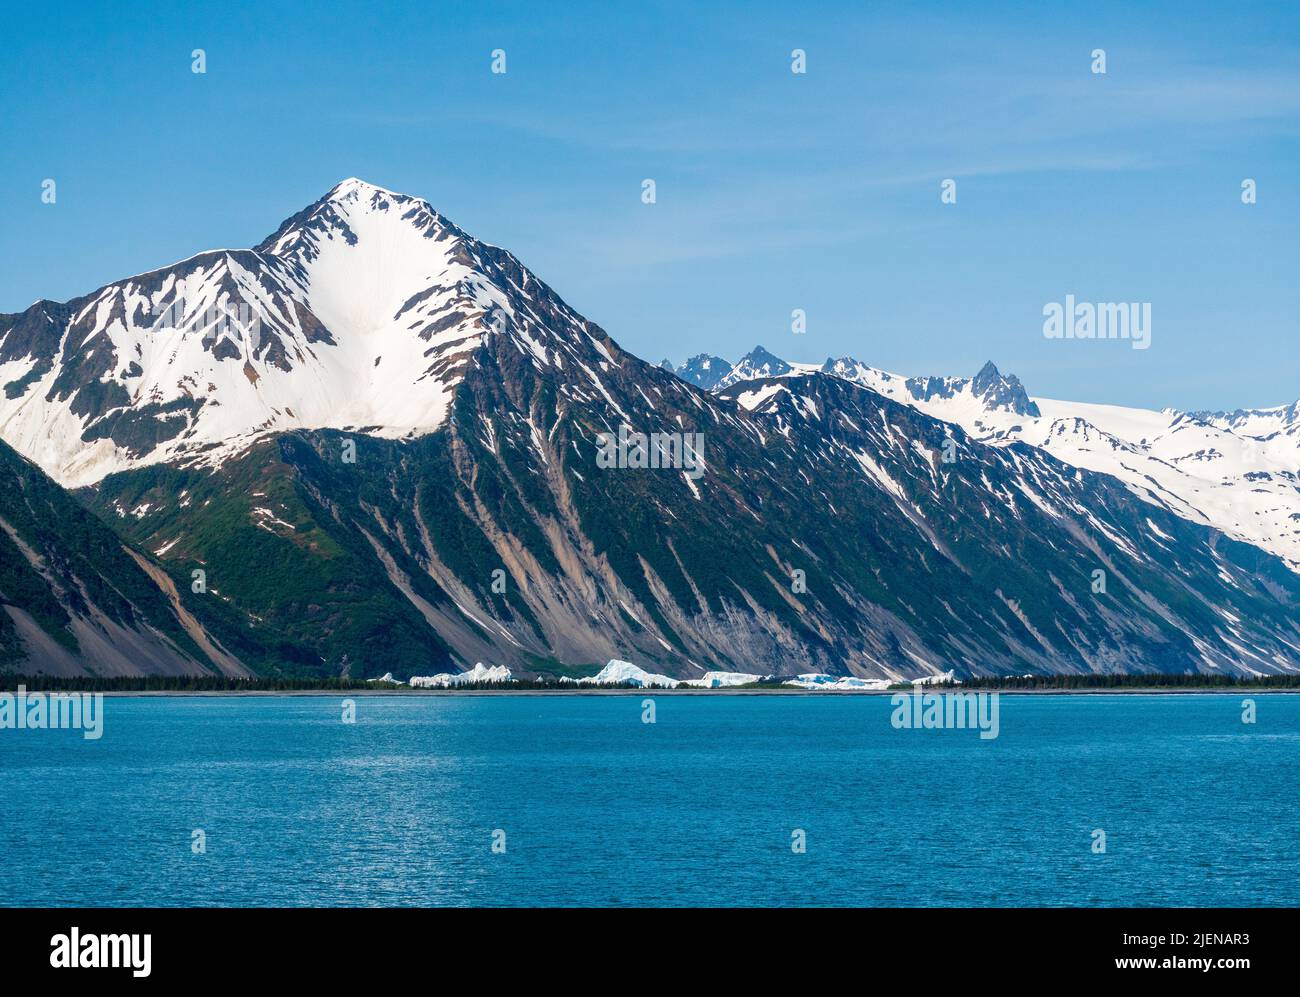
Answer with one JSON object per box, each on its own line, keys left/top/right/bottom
{"left": 254, "top": 176, "right": 471, "bottom": 268}
{"left": 742, "top": 344, "right": 786, "bottom": 365}
{"left": 0, "top": 177, "right": 607, "bottom": 486}
{"left": 332, "top": 176, "right": 393, "bottom": 193}
{"left": 321, "top": 177, "right": 433, "bottom": 213}
{"left": 672, "top": 353, "right": 734, "bottom": 390}
{"left": 713, "top": 345, "right": 792, "bottom": 391}
{"left": 969, "top": 361, "right": 1039, "bottom": 417}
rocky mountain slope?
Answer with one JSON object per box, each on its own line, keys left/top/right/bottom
{"left": 0, "top": 438, "right": 248, "bottom": 675}
{"left": 4, "top": 180, "right": 1299, "bottom": 679}
{"left": 674, "top": 347, "right": 1300, "bottom": 572}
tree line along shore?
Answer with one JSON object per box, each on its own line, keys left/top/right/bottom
{"left": 4, "top": 673, "right": 1300, "bottom": 693}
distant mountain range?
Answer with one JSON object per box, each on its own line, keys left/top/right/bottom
{"left": 2, "top": 179, "right": 1298, "bottom": 679}
{"left": 668, "top": 348, "right": 1300, "bottom": 571}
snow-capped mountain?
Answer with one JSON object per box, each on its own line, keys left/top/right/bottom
{"left": 0, "top": 178, "right": 600, "bottom": 488}
{"left": 669, "top": 354, "right": 733, "bottom": 390}
{"left": 713, "top": 345, "right": 793, "bottom": 390}
{"left": 718, "top": 371, "right": 1300, "bottom": 676}
{"left": 3, "top": 179, "right": 1299, "bottom": 678}
{"left": 819, "top": 357, "right": 1040, "bottom": 418}
{"left": 693, "top": 349, "right": 1300, "bottom": 572}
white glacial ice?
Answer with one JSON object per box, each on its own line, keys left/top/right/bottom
{"left": 408, "top": 662, "right": 513, "bottom": 688}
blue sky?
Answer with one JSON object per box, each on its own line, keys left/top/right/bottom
{"left": 2, "top": 0, "right": 1297, "bottom": 409}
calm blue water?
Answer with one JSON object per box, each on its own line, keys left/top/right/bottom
{"left": 1, "top": 693, "right": 1297, "bottom": 907}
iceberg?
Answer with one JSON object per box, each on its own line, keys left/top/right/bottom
{"left": 911, "top": 670, "right": 960, "bottom": 686}
{"left": 684, "top": 671, "right": 766, "bottom": 688}
{"left": 783, "top": 673, "right": 892, "bottom": 691}
{"left": 578, "top": 660, "right": 680, "bottom": 688}
{"left": 408, "top": 662, "right": 513, "bottom": 688}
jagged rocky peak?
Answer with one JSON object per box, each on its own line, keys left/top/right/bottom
{"left": 673, "top": 353, "right": 735, "bottom": 389}
{"left": 899, "top": 361, "right": 1039, "bottom": 418}
{"left": 818, "top": 356, "right": 901, "bottom": 388}
{"left": 821, "top": 356, "right": 858, "bottom": 375}
{"left": 737, "top": 345, "right": 791, "bottom": 376}
{"left": 714, "top": 345, "right": 791, "bottom": 389}
{"left": 969, "top": 360, "right": 1041, "bottom": 417}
